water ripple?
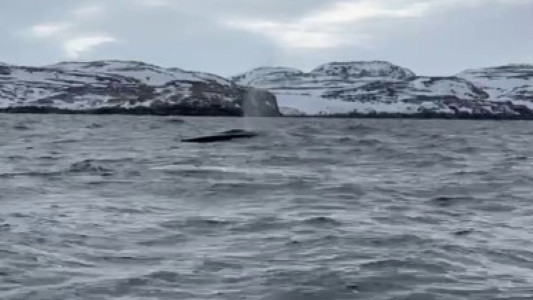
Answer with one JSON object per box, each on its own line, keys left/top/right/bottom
{"left": 1, "top": 115, "right": 533, "bottom": 299}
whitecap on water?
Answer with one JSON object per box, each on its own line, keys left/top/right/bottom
{"left": 150, "top": 164, "right": 314, "bottom": 177}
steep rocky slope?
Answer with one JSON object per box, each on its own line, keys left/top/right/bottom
{"left": 458, "top": 64, "right": 533, "bottom": 108}
{"left": 0, "top": 60, "right": 280, "bottom": 116}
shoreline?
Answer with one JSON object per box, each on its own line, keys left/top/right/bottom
{"left": 1, "top": 106, "right": 533, "bottom": 120}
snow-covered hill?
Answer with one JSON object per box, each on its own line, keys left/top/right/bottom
{"left": 0, "top": 60, "right": 280, "bottom": 116}
{"left": 2, "top": 59, "right": 532, "bottom": 118}
{"left": 458, "top": 64, "right": 533, "bottom": 109}
{"left": 311, "top": 61, "right": 416, "bottom": 81}
{"left": 233, "top": 61, "right": 533, "bottom": 118}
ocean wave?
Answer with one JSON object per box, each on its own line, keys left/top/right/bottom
{"left": 3, "top": 115, "right": 533, "bottom": 299}
{"left": 67, "top": 159, "right": 115, "bottom": 175}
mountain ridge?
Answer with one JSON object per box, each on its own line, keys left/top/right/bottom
{"left": 233, "top": 61, "right": 533, "bottom": 118}
{"left": 1, "top": 59, "right": 532, "bottom": 118}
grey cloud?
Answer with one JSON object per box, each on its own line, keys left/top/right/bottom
{"left": 139, "top": 0, "right": 337, "bottom": 19}
{"left": 0, "top": 0, "right": 531, "bottom": 76}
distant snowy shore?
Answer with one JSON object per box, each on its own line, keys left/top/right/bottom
{"left": 1, "top": 60, "right": 532, "bottom": 119}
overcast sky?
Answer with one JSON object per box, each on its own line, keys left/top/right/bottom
{"left": 0, "top": 0, "right": 531, "bottom": 76}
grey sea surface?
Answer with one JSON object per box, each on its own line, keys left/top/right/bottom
{"left": 1, "top": 114, "right": 533, "bottom": 300}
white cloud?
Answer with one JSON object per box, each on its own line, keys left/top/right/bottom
{"left": 224, "top": 0, "right": 430, "bottom": 49}
{"left": 226, "top": 19, "right": 372, "bottom": 49}
{"left": 31, "top": 23, "right": 71, "bottom": 38}
{"left": 134, "top": 0, "right": 171, "bottom": 7}
{"left": 73, "top": 4, "right": 105, "bottom": 19}
{"left": 224, "top": 0, "right": 531, "bottom": 49}
{"left": 301, "top": 1, "right": 430, "bottom": 25}
{"left": 63, "top": 36, "right": 116, "bottom": 59}
{"left": 27, "top": 3, "right": 114, "bottom": 59}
